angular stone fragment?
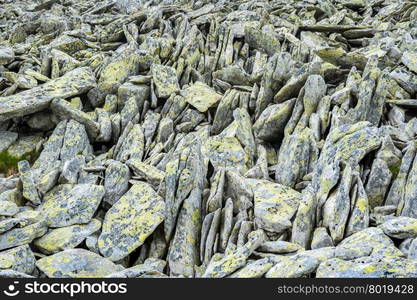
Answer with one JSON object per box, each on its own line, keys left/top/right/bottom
{"left": 34, "top": 219, "right": 101, "bottom": 254}
{"left": 244, "top": 27, "right": 280, "bottom": 56}
{"left": 180, "top": 81, "right": 222, "bottom": 113}
{"left": 106, "top": 258, "right": 166, "bottom": 278}
{"left": 36, "top": 249, "right": 124, "bottom": 278}
{"left": 40, "top": 184, "right": 104, "bottom": 227}
{"left": 114, "top": 124, "right": 144, "bottom": 163}
{"left": 0, "top": 245, "right": 36, "bottom": 274}
{"left": 275, "top": 127, "right": 316, "bottom": 188}
{"left": 291, "top": 186, "right": 316, "bottom": 248}
{"left": 18, "top": 160, "right": 41, "bottom": 205}
{"left": 51, "top": 98, "right": 100, "bottom": 139}
{"left": 246, "top": 179, "right": 301, "bottom": 233}
{"left": 258, "top": 241, "right": 302, "bottom": 254}
{"left": 0, "top": 131, "right": 18, "bottom": 152}
{"left": 60, "top": 120, "right": 92, "bottom": 162}
{"left": 0, "top": 220, "right": 47, "bottom": 251}
{"left": 265, "top": 254, "right": 320, "bottom": 278}
{"left": 253, "top": 99, "right": 295, "bottom": 141}
{"left": 103, "top": 160, "right": 130, "bottom": 205}
{"left": 203, "top": 136, "right": 248, "bottom": 173}
{"left": 0, "top": 47, "right": 15, "bottom": 65}
{"left": 338, "top": 228, "right": 403, "bottom": 258}
{"left": 202, "top": 230, "right": 264, "bottom": 278}
{"left": 311, "top": 227, "right": 334, "bottom": 249}
{"left": 0, "top": 67, "right": 96, "bottom": 122}
{"left": 89, "top": 48, "right": 141, "bottom": 105}
{"left": 98, "top": 182, "right": 165, "bottom": 261}
{"left": 379, "top": 217, "right": 417, "bottom": 240}
{"left": 0, "top": 201, "right": 18, "bottom": 216}
{"left": 168, "top": 188, "right": 202, "bottom": 277}
{"left": 229, "top": 257, "right": 276, "bottom": 278}
{"left": 317, "top": 256, "right": 417, "bottom": 278}
{"left": 151, "top": 64, "right": 180, "bottom": 98}
{"left": 402, "top": 51, "right": 417, "bottom": 74}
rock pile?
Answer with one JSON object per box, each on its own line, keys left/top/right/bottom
{"left": 0, "top": 0, "right": 417, "bottom": 278}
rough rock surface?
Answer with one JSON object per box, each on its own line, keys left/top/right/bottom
{"left": 0, "top": 0, "right": 417, "bottom": 278}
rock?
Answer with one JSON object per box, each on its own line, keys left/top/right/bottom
{"left": 379, "top": 217, "right": 417, "bottom": 239}
{"left": 203, "top": 136, "right": 248, "bottom": 173}
{"left": 317, "top": 256, "right": 417, "bottom": 278}
{"left": 40, "top": 184, "right": 104, "bottom": 227}
{"left": 106, "top": 258, "right": 166, "bottom": 278}
{"left": 0, "top": 201, "right": 18, "bottom": 216}
{"left": 98, "top": 182, "right": 165, "bottom": 261}
{"left": 151, "top": 64, "right": 180, "bottom": 98}
{"left": 0, "top": 131, "right": 18, "bottom": 152}
{"left": 0, "top": 245, "right": 36, "bottom": 274}
{"left": 247, "top": 179, "right": 301, "bottom": 233}
{"left": 34, "top": 219, "right": 101, "bottom": 254}
{"left": 0, "top": 220, "right": 47, "bottom": 251}
{"left": 36, "top": 249, "right": 124, "bottom": 278}
{"left": 0, "top": 47, "right": 15, "bottom": 65}
{"left": 1, "top": 0, "right": 417, "bottom": 279}
{"left": 103, "top": 160, "right": 130, "bottom": 206}
{"left": 180, "top": 81, "right": 222, "bottom": 113}
{"left": 0, "top": 67, "right": 96, "bottom": 122}
{"left": 202, "top": 230, "right": 264, "bottom": 278}
{"left": 265, "top": 254, "right": 320, "bottom": 278}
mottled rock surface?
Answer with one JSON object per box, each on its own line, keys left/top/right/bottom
{"left": 0, "top": 0, "right": 417, "bottom": 279}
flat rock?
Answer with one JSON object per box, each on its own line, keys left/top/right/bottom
{"left": 246, "top": 179, "right": 301, "bottom": 233}
{"left": 36, "top": 249, "right": 124, "bottom": 278}
{"left": 40, "top": 184, "right": 105, "bottom": 227}
{"left": 98, "top": 182, "right": 165, "bottom": 261}
{"left": 180, "top": 81, "right": 222, "bottom": 113}
{"left": 0, "top": 67, "right": 96, "bottom": 122}
{"left": 34, "top": 219, "right": 101, "bottom": 254}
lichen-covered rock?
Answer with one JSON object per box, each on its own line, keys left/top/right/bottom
{"left": 151, "top": 64, "right": 180, "bottom": 98}
{"left": 40, "top": 184, "right": 104, "bottom": 227}
{"left": 317, "top": 256, "right": 417, "bottom": 278}
{"left": 0, "top": 245, "right": 36, "bottom": 274}
{"left": 0, "top": 200, "right": 18, "bottom": 217}
{"left": 247, "top": 179, "right": 301, "bottom": 233}
{"left": 203, "top": 136, "right": 248, "bottom": 173}
{"left": 1, "top": 0, "right": 417, "bottom": 279}
{"left": 34, "top": 219, "right": 101, "bottom": 254}
{"left": 265, "top": 254, "right": 320, "bottom": 278}
{"left": 36, "top": 249, "right": 124, "bottom": 278}
{"left": 180, "top": 81, "right": 222, "bottom": 113}
{"left": 106, "top": 258, "right": 166, "bottom": 278}
{"left": 379, "top": 217, "right": 417, "bottom": 240}
{"left": 0, "top": 67, "right": 96, "bottom": 122}
{"left": 0, "top": 47, "right": 15, "bottom": 65}
{"left": 98, "top": 182, "right": 165, "bottom": 261}
{"left": 0, "top": 220, "right": 47, "bottom": 251}
{"left": 202, "top": 230, "right": 264, "bottom": 278}
{"left": 103, "top": 160, "right": 130, "bottom": 205}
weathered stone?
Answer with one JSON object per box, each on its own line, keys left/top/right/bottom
{"left": 36, "top": 249, "right": 124, "bottom": 278}
{"left": 98, "top": 182, "right": 165, "bottom": 261}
